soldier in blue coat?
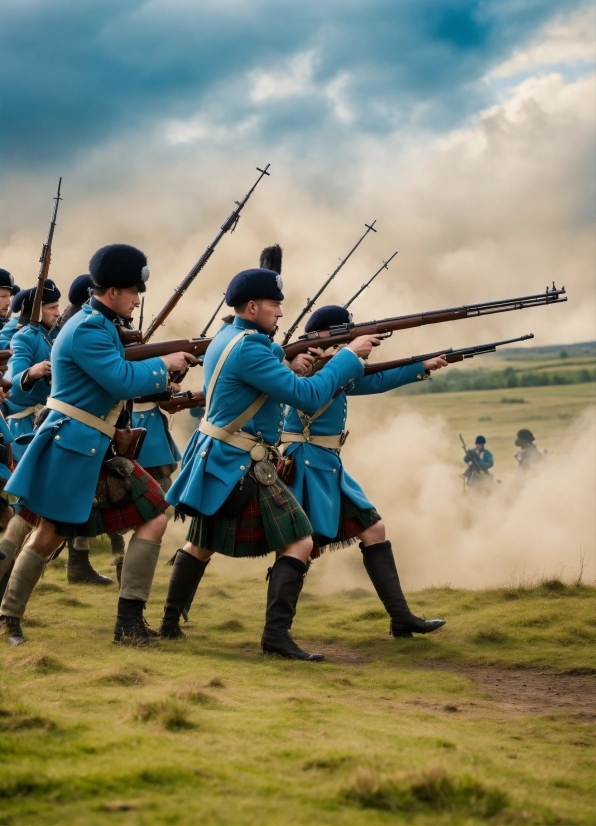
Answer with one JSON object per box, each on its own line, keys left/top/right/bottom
{"left": 281, "top": 305, "right": 448, "bottom": 639}
{"left": 0, "top": 244, "right": 193, "bottom": 646}
{"left": 0, "top": 269, "right": 19, "bottom": 335}
{"left": 463, "top": 435, "right": 494, "bottom": 488}
{"left": 0, "top": 288, "right": 27, "bottom": 351}
{"left": 4, "top": 281, "right": 61, "bottom": 461}
{"left": 162, "top": 268, "right": 382, "bottom": 660}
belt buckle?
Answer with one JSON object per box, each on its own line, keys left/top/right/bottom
{"left": 339, "top": 430, "right": 350, "bottom": 447}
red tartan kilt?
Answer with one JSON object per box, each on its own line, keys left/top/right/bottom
{"left": 18, "top": 461, "right": 167, "bottom": 538}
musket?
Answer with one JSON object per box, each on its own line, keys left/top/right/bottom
{"left": 343, "top": 251, "right": 398, "bottom": 309}
{"left": 123, "top": 285, "right": 565, "bottom": 364}
{"left": 361, "top": 333, "right": 534, "bottom": 375}
{"left": 30, "top": 178, "right": 62, "bottom": 328}
{"left": 460, "top": 433, "right": 484, "bottom": 476}
{"left": 200, "top": 294, "right": 225, "bottom": 338}
{"left": 282, "top": 284, "right": 566, "bottom": 362}
{"left": 138, "top": 297, "right": 145, "bottom": 332}
{"left": 141, "top": 164, "right": 271, "bottom": 343}
{"left": 159, "top": 390, "right": 206, "bottom": 414}
{"left": 281, "top": 220, "right": 377, "bottom": 345}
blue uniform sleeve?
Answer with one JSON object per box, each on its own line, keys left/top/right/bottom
{"left": 5, "top": 329, "right": 47, "bottom": 407}
{"left": 347, "top": 361, "right": 426, "bottom": 395}
{"left": 70, "top": 317, "right": 169, "bottom": 399}
{"left": 235, "top": 334, "right": 363, "bottom": 410}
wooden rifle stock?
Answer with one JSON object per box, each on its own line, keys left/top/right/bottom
{"left": 124, "top": 337, "right": 211, "bottom": 362}
{"left": 159, "top": 391, "right": 205, "bottom": 414}
{"left": 31, "top": 178, "right": 63, "bottom": 328}
{"left": 282, "top": 285, "right": 565, "bottom": 361}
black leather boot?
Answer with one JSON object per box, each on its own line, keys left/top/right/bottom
{"left": 67, "top": 541, "right": 113, "bottom": 585}
{"left": 113, "top": 598, "right": 155, "bottom": 645}
{"left": 361, "top": 541, "right": 446, "bottom": 637}
{"left": 0, "top": 614, "right": 26, "bottom": 646}
{"left": 159, "top": 550, "right": 209, "bottom": 639}
{"left": 261, "top": 557, "right": 324, "bottom": 661}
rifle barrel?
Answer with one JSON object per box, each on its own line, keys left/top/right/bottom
{"left": 200, "top": 294, "right": 226, "bottom": 338}
{"left": 31, "top": 177, "right": 63, "bottom": 328}
{"left": 343, "top": 251, "right": 398, "bottom": 309}
{"left": 281, "top": 219, "right": 377, "bottom": 345}
{"left": 141, "top": 164, "right": 270, "bottom": 343}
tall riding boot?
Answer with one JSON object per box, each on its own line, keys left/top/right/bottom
{"left": 160, "top": 550, "right": 209, "bottom": 638}
{"left": 114, "top": 538, "right": 161, "bottom": 645}
{"left": 261, "top": 556, "right": 324, "bottom": 661}
{"left": 361, "top": 541, "right": 446, "bottom": 637}
{"left": 67, "top": 537, "right": 113, "bottom": 585}
{"left": 0, "top": 546, "right": 47, "bottom": 646}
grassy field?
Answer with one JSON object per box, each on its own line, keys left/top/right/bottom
{"left": 1, "top": 380, "right": 595, "bottom": 826}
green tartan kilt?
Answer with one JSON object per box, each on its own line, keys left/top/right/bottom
{"left": 186, "top": 477, "right": 312, "bottom": 558}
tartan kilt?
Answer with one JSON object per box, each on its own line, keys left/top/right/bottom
{"left": 311, "top": 494, "right": 381, "bottom": 559}
{"left": 18, "top": 461, "right": 167, "bottom": 538}
{"left": 186, "top": 477, "right": 312, "bottom": 558}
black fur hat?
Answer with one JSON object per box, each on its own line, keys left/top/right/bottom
{"left": 225, "top": 268, "right": 284, "bottom": 307}
{"left": 20, "top": 280, "right": 61, "bottom": 314}
{"left": 259, "top": 244, "right": 282, "bottom": 275}
{"left": 12, "top": 289, "right": 28, "bottom": 313}
{"left": 0, "top": 268, "right": 14, "bottom": 291}
{"left": 515, "top": 429, "right": 535, "bottom": 446}
{"left": 305, "top": 304, "right": 352, "bottom": 333}
{"left": 11, "top": 283, "right": 20, "bottom": 297}
{"left": 89, "top": 244, "right": 150, "bottom": 293}
{"left": 68, "top": 274, "right": 93, "bottom": 306}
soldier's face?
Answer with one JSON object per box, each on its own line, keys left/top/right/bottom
{"left": 0, "top": 289, "right": 11, "bottom": 316}
{"left": 252, "top": 299, "right": 283, "bottom": 333}
{"left": 111, "top": 287, "right": 141, "bottom": 319}
{"left": 41, "top": 301, "right": 61, "bottom": 325}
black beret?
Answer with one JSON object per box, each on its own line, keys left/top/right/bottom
{"left": 0, "top": 268, "right": 14, "bottom": 291}
{"left": 516, "top": 429, "right": 535, "bottom": 444}
{"left": 225, "top": 268, "right": 284, "bottom": 307}
{"left": 68, "top": 274, "right": 93, "bottom": 306}
{"left": 305, "top": 304, "right": 352, "bottom": 333}
{"left": 20, "top": 280, "right": 62, "bottom": 314}
{"left": 89, "top": 244, "right": 150, "bottom": 293}
{"left": 475, "top": 435, "right": 486, "bottom": 444}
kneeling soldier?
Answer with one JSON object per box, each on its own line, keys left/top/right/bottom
{"left": 164, "top": 268, "right": 382, "bottom": 660}
{"left": 0, "top": 244, "right": 192, "bottom": 646}
{"left": 281, "top": 305, "right": 448, "bottom": 638}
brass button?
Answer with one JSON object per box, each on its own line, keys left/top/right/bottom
{"left": 150, "top": 413, "right": 154, "bottom": 417}
{"left": 305, "top": 460, "right": 310, "bottom": 465}
{"left": 155, "top": 383, "right": 160, "bottom": 388}
{"left": 54, "top": 435, "right": 61, "bottom": 441}
{"left": 153, "top": 371, "right": 158, "bottom": 376}
{"left": 332, "top": 469, "right": 337, "bottom": 473}
{"left": 200, "top": 451, "right": 207, "bottom": 458}
{"left": 91, "top": 448, "right": 96, "bottom": 454}
{"left": 240, "top": 465, "right": 246, "bottom": 471}
{"left": 140, "top": 414, "right": 144, "bottom": 419}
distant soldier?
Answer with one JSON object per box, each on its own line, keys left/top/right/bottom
{"left": 0, "top": 288, "right": 27, "bottom": 350}
{"left": 0, "top": 269, "right": 19, "bottom": 333}
{"left": 515, "top": 429, "right": 543, "bottom": 471}
{"left": 462, "top": 435, "right": 494, "bottom": 488}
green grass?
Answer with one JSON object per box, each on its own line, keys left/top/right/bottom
{"left": 1, "top": 538, "right": 595, "bottom": 825}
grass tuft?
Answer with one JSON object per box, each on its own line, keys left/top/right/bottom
{"left": 13, "top": 654, "right": 66, "bottom": 673}
{"left": 0, "top": 704, "right": 55, "bottom": 732}
{"left": 214, "top": 619, "right": 244, "bottom": 631}
{"left": 206, "top": 676, "right": 225, "bottom": 688}
{"left": 95, "top": 666, "right": 150, "bottom": 686}
{"left": 472, "top": 629, "right": 510, "bottom": 644}
{"left": 134, "top": 699, "right": 194, "bottom": 730}
{"left": 355, "top": 608, "right": 386, "bottom": 621}
{"left": 343, "top": 766, "right": 511, "bottom": 819}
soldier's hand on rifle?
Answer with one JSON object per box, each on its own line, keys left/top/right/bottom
{"left": 290, "top": 347, "right": 325, "bottom": 377}
{"left": 348, "top": 335, "right": 385, "bottom": 359}
{"left": 28, "top": 360, "right": 52, "bottom": 381}
{"left": 423, "top": 355, "right": 449, "bottom": 372}
{"left": 161, "top": 352, "right": 198, "bottom": 374}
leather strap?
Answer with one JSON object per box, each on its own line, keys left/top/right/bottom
{"left": 6, "top": 403, "right": 44, "bottom": 421}
{"left": 199, "top": 330, "right": 269, "bottom": 449}
{"left": 280, "top": 431, "right": 346, "bottom": 449}
{"left": 132, "top": 401, "right": 158, "bottom": 413}
{"left": 45, "top": 398, "right": 124, "bottom": 438}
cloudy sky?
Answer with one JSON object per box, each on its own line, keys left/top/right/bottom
{"left": 1, "top": 0, "right": 594, "bottom": 351}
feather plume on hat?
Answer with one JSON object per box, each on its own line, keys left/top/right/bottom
{"left": 259, "top": 244, "right": 282, "bottom": 275}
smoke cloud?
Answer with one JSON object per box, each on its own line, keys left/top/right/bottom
{"left": 307, "top": 406, "right": 596, "bottom": 592}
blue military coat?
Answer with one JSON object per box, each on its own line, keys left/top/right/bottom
{"left": 283, "top": 363, "right": 427, "bottom": 536}
{"left": 0, "top": 317, "right": 19, "bottom": 349}
{"left": 4, "top": 325, "right": 58, "bottom": 461}
{"left": 0, "top": 412, "right": 14, "bottom": 483}
{"left": 6, "top": 303, "right": 169, "bottom": 524}
{"left": 167, "top": 316, "right": 364, "bottom": 516}
{"left": 132, "top": 405, "right": 181, "bottom": 467}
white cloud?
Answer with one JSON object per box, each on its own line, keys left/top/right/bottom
{"left": 250, "top": 50, "right": 317, "bottom": 102}
{"left": 490, "top": 3, "right": 596, "bottom": 79}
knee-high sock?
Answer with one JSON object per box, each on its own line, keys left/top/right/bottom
{"left": 119, "top": 538, "right": 161, "bottom": 603}
{"left": 0, "top": 546, "right": 47, "bottom": 619}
